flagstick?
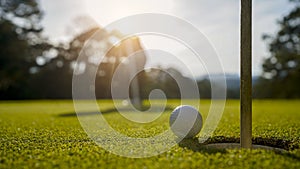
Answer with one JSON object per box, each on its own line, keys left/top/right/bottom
{"left": 240, "top": 0, "right": 252, "bottom": 148}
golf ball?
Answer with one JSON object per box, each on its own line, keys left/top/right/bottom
{"left": 169, "top": 105, "right": 203, "bottom": 138}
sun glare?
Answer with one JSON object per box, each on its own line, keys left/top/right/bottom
{"left": 85, "top": 0, "right": 174, "bottom": 26}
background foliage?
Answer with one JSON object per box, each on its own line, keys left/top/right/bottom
{"left": 0, "top": 0, "right": 299, "bottom": 99}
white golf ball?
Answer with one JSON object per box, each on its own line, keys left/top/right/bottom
{"left": 169, "top": 105, "right": 203, "bottom": 138}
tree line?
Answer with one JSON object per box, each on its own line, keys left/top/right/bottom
{"left": 0, "top": 0, "right": 299, "bottom": 100}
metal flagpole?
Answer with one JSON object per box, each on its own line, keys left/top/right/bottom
{"left": 240, "top": 0, "right": 252, "bottom": 148}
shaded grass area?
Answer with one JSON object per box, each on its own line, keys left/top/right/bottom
{"left": 0, "top": 100, "right": 299, "bottom": 168}
{"left": 58, "top": 105, "right": 175, "bottom": 117}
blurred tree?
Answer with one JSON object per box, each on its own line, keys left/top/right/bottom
{"left": 28, "top": 27, "right": 101, "bottom": 99}
{"left": 34, "top": 23, "right": 147, "bottom": 100}
{"left": 138, "top": 67, "right": 198, "bottom": 99}
{"left": 255, "top": 0, "right": 300, "bottom": 98}
{"left": 197, "top": 79, "right": 211, "bottom": 99}
{"left": 104, "top": 36, "right": 146, "bottom": 108}
{"left": 0, "top": 0, "right": 44, "bottom": 99}
{"left": 137, "top": 68, "right": 180, "bottom": 99}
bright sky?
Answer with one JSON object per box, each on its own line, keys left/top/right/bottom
{"left": 39, "top": 0, "right": 295, "bottom": 77}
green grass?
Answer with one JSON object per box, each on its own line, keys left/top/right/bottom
{"left": 0, "top": 100, "right": 300, "bottom": 168}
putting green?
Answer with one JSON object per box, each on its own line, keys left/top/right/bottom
{"left": 0, "top": 100, "right": 299, "bottom": 168}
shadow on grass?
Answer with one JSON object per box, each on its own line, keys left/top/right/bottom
{"left": 205, "top": 136, "right": 299, "bottom": 151}
{"left": 178, "top": 138, "right": 227, "bottom": 154}
{"left": 58, "top": 105, "right": 175, "bottom": 117}
{"left": 178, "top": 136, "right": 300, "bottom": 160}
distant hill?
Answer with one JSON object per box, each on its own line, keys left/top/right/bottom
{"left": 197, "top": 74, "right": 259, "bottom": 98}
{"left": 198, "top": 74, "right": 259, "bottom": 89}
